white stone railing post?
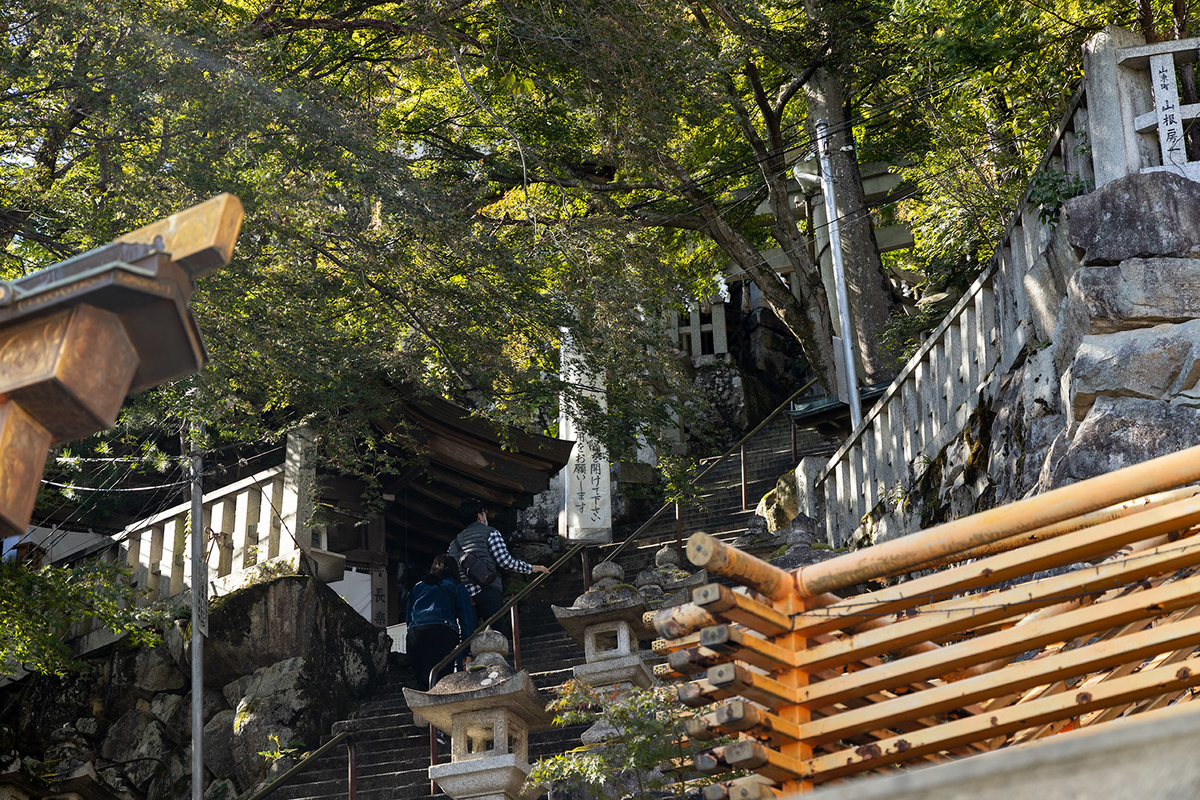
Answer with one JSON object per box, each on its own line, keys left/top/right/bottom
{"left": 279, "top": 426, "right": 316, "bottom": 554}
{"left": 1084, "top": 27, "right": 1153, "bottom": 187}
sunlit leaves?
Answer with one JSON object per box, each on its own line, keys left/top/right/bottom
{"left": 0, "top": 559, "right": 167, "bottom": 677}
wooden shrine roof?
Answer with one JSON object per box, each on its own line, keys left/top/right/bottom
{"left": 318, "top": 393, "right": 574, "bottom": 558}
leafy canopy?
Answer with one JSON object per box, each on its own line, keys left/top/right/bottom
{"left": 0, "top": 559, "right": 166, "bottom": 677}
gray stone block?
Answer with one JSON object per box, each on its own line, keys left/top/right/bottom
{"left": 1065, "top": 320, "right": 1200, "bottom": 420}
{"left": 1065, "top": 171, "right": 1200, "bottom": 264}
{"left": 1046, "top": 397, "right": 1200, "bottom": 489}
{"left": 202, "top": 710, "right": 236, "bottom": 779}
{"left": 1054, "top": 258, "right": 1200, "bottom": 376}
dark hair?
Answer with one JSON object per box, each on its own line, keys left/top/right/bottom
{"left": 430, "top": 554, "right": 460, "bottom": 582}
{"left": 458, "top": 499, "right": 485, "bottom": 526}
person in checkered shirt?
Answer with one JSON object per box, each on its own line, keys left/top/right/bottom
{"left": 448, "top": 499, "right": 549, "bottom": 630}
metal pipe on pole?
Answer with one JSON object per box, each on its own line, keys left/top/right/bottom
{"left": 815, "top": 119, "right": 864, "bottom": 430}
{"left": 190, "top": 423, "right": 207, "bottom": 800}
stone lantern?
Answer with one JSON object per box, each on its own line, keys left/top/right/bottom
{"left": 403, "top": 631, "right": 551, "bottom": 800}
{"left": 552, "top": 561, "right": 654, "bottom": 743}
{"left": 634, "top": 544, "right": 708, "bottom": 608}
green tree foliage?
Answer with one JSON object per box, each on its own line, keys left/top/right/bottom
{"left": 525, "top": 679, "right": 727, "bottom": 799}
{"left": 4, "top": 0, "right": 1191, "bottom": 481}
{"left": 873, "top": 0, "right": 1177, "bottom": 293}
{"left": 0, "top": 558, "right": 166, "bottom": 677}
{"left": 1, "top": 0, "right": 705, "bottom": 494}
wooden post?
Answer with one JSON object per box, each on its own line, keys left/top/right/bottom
{"left": 0, "top": 194, "right": 241, "bottom": 539}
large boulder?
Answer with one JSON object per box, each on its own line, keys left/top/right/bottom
{"left": 1068, "top": 258, "right": 1200, "bottom": 332}
{"left": 202, "top": 710, "right": 237, "bottom": 780}
{"left": 1055, "top": 258, "right": 1200, "bottom": 375}
{"left": 203, "top": 575, "right": 389, "bottom": 690}
{"left": 1064, "top": 320, "right": 1200, "bottom": 420}
{"left": 1064, "top": 172, "right": 1200, "bottom": 265}
{"left": 229, "top": 657, "right": 315, "bottom": 790}
{"left": 99, "top": 709, "right": 167, "bottom": 790}
{"left": 1045, "top": 397, "right": 1200, "bottom": 490}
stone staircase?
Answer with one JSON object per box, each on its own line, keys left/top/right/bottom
{"left": 268, "top": 413, "right": 835, "bottom": 800}
{"left": 599, "top": 415, "right": 835, "bottom": 572}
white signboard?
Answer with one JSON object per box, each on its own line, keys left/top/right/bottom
{"left": 196, "top": 561, "right": 209, "bottom": 638}
{"left": 1151, "top": 53, "right": 1188, "bottom": 170}
{"left": 559, "top": 342, "right": 612, "bottom": 543}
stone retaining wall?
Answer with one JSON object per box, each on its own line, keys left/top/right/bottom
{"left": 0, "top": 575, "right": 389, "bottom": 800}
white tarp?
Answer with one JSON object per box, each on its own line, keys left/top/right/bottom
{"left": 329, "top": 569, "right": 372, "bottom": 620}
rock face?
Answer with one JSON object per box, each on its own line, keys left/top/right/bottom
{"left": 1046, "top": 398, "right": 1200, "bottom": 490}
{"left": 942, "top": 174, "right": 1200, "bottom": 523}
{"left": 1024, "top": 217, "right": 1083, "bottom": 341}
{"left": 0, "top": 575, "right": 390, "bottom": 800}
{"left": 1065, "top": 171, "right": 1200, "bottom": 264}
{"left": 786, "top": 172, "right": 1200, "bottom": 546}
{"left": 205, "top": 574, "right": 388, "bottom": 688}
{"left": 1067, "top": 258, "right": 1200, "bottom": 333}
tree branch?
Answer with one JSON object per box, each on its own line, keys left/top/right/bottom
{"left": 775, "top": 62, "right": 820, "bottom": 118}
{"left": 745, "top": 60, "right": 783, "bottom": 152}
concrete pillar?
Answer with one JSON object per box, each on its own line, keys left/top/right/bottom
{"left": 1083, "top": 26, "right": 1153, "bottom": 188}
{"left": 280, "top": 426, "right": 316, "bottom": 552}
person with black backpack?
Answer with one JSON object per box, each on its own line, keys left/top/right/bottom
{"left": 405, "top": 554, "right": 475, "bottom": 690}
{"left": 448, "top": 499, "right": 549, "bottom": 631}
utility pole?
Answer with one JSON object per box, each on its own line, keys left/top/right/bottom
{"left": 191, "top": 421, "right": 207, "bottom": 800}
{"left": 815, "top": 119, "right": 864, "bottom": 429}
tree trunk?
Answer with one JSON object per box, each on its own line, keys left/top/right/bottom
{"left": 804, "top": 66, "right": 897, "bottom": 384}
{"left": 698, "top": 199, "right": 839, "bottom": 394}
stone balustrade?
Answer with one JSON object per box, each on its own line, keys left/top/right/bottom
{"left": 807, "top": 27, "right": 1200, "bottom": 546}
{"left": 116, "top": 428, "right": 343, "bottom": 607}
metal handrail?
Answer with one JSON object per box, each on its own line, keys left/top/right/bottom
{"left": 426, "top": 374, "right": 819, "bottom": 680}
{"left": 242, "top": 731, "right": 353, "bottom": 800}
{"left": 601, "top": 375, "right": 818, "bottom": 564}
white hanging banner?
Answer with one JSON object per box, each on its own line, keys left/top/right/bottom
{"left": 559, "top": 340, "right": 612, "bottom": 543}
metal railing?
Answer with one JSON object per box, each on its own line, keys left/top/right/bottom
{"left": 241, "top": 731, "right": 356, "bottom": 800}
{"left": 602, "top": 376, "right": 819, "bottom": 566}
{"left": 421, "top": 376, "right": 821, "bottom": 778}
{"left": 651, "top": 443, "right": 1200, "bottom": 795}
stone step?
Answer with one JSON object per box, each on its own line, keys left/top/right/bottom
{"left": 272, "top": 419, "right": 821, "bottom": 800}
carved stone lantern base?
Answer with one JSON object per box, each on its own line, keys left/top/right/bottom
{"left": 429, "top": 753, "right": 541, "bottom": 800}
{"left": 573, "top": 652, "right": 654, "bottom": 690}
